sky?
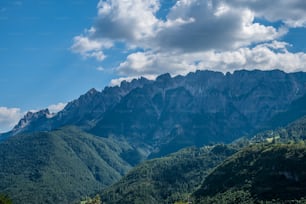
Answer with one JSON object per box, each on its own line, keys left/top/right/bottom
{"left": 1, "top": 0, "right": 306, "bottom": 132}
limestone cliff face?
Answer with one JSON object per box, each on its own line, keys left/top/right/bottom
{"left": 5, "top": 77, "right": 151, "bottom": 137}
{"left": 4, "top": 70, "right": 306, "bottom": 156}
{"left": 90, "top": 70, "right": 306, "bottom": 156}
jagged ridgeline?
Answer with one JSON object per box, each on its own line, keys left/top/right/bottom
{"left": 1, "top": 70, "right": 306, "bottom": 203}
{"left": 3, "top": 70, "right": 306, "bottom": 157}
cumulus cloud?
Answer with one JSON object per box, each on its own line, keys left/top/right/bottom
{"left": 117, "top": 51, "right": 198, "bottom": 77}
{"left": 198, "top": 42, "right": 306, "bottom": 72}
{"left": 0, "top": 102, "right": 67, "bottom": 133}
{"left": 48, "top": 102, "right": 67, "bottom": 114}
{"left": 71, "top": 35, "right": 112, "bottom": 61}
{"left": 0, "top": 107, "right": 23, "bottom": 133}
{"left": 110, "top": 75, "right": 157, "bottom": 86}
{"left": 155, "top": 0, "right": 285, "bottom": 52}
{"left": 73, "top": 0, "right": 286, "bottom": 53}
{"left": 116, "top": 41, "right": 306, "bottom": 77}
{"left": 72, "top": 0, "right": 306, "bottom": 80}
{"left": 94, "top": 0, "right": 160, "bottom": 42}
{"left": 226, "top": 0, "right": 306, "bottom": 27}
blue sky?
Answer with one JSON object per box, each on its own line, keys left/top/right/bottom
{"left": 1, "top": 0, "right": 306, "bottom": 132}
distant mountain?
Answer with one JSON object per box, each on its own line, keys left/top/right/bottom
{"left": 267, "top": 93, "right": 306, "bottom": 129}
{"left": 194, "top": 143, "right": 306, "bottom": 203}
{"left": 101, "top": 144, "right": 238, "bottom": 204}
{"left": 1, "top": 96, "right": 306, "bottom": 203}
{"left": 5, "top": 77, "right": 151, "bottom": 137}
{"left": 0, "top": 126, "right": 143, "bottom": 204}
{"left": 91, "top": 70, "right": 306, "bottom": 157}
{"left": 2, "top": 69, "right": 306, "bottom": 157}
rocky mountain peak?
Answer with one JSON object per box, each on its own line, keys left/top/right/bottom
{"left": 156, "top": 73, "right": 171, "bottom": 82}
{"left": 119, "top": 77, "right": 151, "bottom": 92}
{"left": 87, "top": 88, "right": 99, "bottom": 95}
{"left": 3, "top": 69, "right": 306, "bottom": 152}
{"left": 22, "top": 109, "right": 50, "bottom": 122}
{"left": 11, "top": 109, "right": 51, "bottom": 134}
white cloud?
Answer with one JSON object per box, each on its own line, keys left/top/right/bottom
{"left": 117, "top": 51, "right": 198, "bottom": 77}
{"left": 0, "top": 103, "right": 67, "bottom": 133}
{"left": 73, "top": 0, "right": 288, "bottom": 55}
{"left": 116, "top": 41, "right": 306, "bottom": 77}
{"left": 110, "top": 75, "right": 156, "bottom": 86}
{"left": 87, "top": 51, "right": 106, "bottom": 61}
{"left": 226, "top": 0, "right": 306, "bottom": 27}
{"left": 72, "top": 0, "right": 306, "bottom": 81}
{"left": 94, "top": 0, "right": 161, "bottom": 41}
{"left": 198, "top": 43, "right": 306, "bottom": 72}
{"left": 155, "top": 1, "right": 285, "bottom": 52}
{"left": 48, "top": 102, "right": 67, "bottom": 114}
{"left": 71, "top": 35, "right": 111, "bottom": 61}
{"left": 0, "top": 107, "right": 23, "bottom": 133}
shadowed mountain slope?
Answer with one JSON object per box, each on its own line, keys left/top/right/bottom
{"left": 101, "top": 144, "right": 237, "bottom": 204}
{"left": 3, "top": 70, "right": 306, "bottom": 158}
{"left": 0, "top": 126, "right": 141, "bottom": 204}
{"left": 194, "top": 143, "right": 306, "bottom": 203}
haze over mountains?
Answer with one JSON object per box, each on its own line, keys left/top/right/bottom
{"left": 1, "top": 69, "right": 306, "bottom": 203}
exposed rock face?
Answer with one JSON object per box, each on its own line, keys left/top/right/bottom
{"left": 10, "top": 109, "right": 52, "bottom": 135}
{"left": 3, "top": 77, "right": 151, "bottom": 137}
{"left": 3, "top": 69, "right": 306, "bottom": 156}
{"left": 91, "top": 70, "right": 306, "bottom": 156}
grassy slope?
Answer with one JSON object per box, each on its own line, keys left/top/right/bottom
{"left": 0, "top": 126, "right": 135, "bottom": 204}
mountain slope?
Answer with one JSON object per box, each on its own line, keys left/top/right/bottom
{"left": 252, "top": 115, "right": 306, "bottom": 143}
{"left": 0, "top": 127, "right": 140, "bottom": 204}
{"left": 101, "top": 144, "right": 238, "bottom": 204}
{"left": 91, "top": 70, "right": 306, "bottom": 156}
{"left": 194, "top": 143, "right": 306, "bottom": 203}
{"left": 99, "top": 115, "right": 306, "bottom": 204}
{"left": 2, "top": 70, "right": 306, "bottom": 157}
{"left": 4, "top": 77, "right": 151, "bottom": 137}
{"left": 267, "top": 94, "right": 306, "bottom": 129}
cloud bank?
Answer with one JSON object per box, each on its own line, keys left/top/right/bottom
{"left": 48, "top": 102, "right": 67, "bottom": 114}
{"left": 72, "top": 0, "right": 306, "bottom": 82}
{"left": 0, "top": 107, "right": 23, "bottom": 133}
{"left": 0, "top": 102, "right": 67, "bottom": 133}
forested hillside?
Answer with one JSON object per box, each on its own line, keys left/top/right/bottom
{"left": 0, "top": 127, "right": 140, "bottom": 204}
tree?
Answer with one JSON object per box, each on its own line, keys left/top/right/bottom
{"left": 0, "top": 194, "right": 12, "bottom": 204}
{"left": 80, "top": 195, "right": 101, "bottom": 204}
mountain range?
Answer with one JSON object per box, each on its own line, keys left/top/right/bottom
{"left": 1, "top": 69, "right": 306, "bottom": 203}
{"left": 3, "top": 69, "right": 306, "bottom": 157}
